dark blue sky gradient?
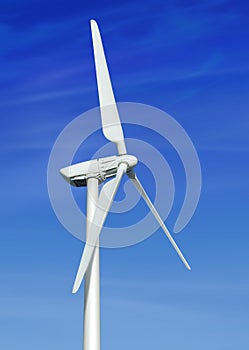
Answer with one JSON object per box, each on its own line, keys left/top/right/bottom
{"left": 1, "top": 0, "right": 249, "bottom": 349}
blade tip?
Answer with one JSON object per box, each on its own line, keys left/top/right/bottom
{"left": 90, "top": 19, "right": 98, "bottom": 28}
{"left": 72, "top": 285, "right": 78, "bottom": 294}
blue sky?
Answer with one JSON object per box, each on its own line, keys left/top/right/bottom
{"left": 1, "top": 0, "right": 249, "bottom": 349}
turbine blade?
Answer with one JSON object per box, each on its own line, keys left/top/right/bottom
{"left": 128, "top": 170, "right": 191, "bottom": 270}
{"left": 90, "top": 19, "right": 127, "bottom": 155}
{"left": 72, "top": 163, "right": 127, "bottom": 293}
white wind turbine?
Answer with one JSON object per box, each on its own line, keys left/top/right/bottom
{"left": 60, "top": 19, "right": 191, "bottom": 350}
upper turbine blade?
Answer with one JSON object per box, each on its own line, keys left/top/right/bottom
{"left": 72, "top": 163, "right": 127, "bottom": 293}
{"left": 90, "top": 19, "right": 127, "bottom": 155}
{"left": 128, "top": 170, "right": 191, "bottom": 270}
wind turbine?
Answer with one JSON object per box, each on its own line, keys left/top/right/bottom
{"left": 60, "top": 19, "right": 191, "bottom": 350}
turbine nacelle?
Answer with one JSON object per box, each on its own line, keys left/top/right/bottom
{"left": 60, "top": 154, "right": 138, "bottom": 187}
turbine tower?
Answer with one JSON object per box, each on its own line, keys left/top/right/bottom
{"left": 60, "top": 19, "right": 191, "bottom": 350}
